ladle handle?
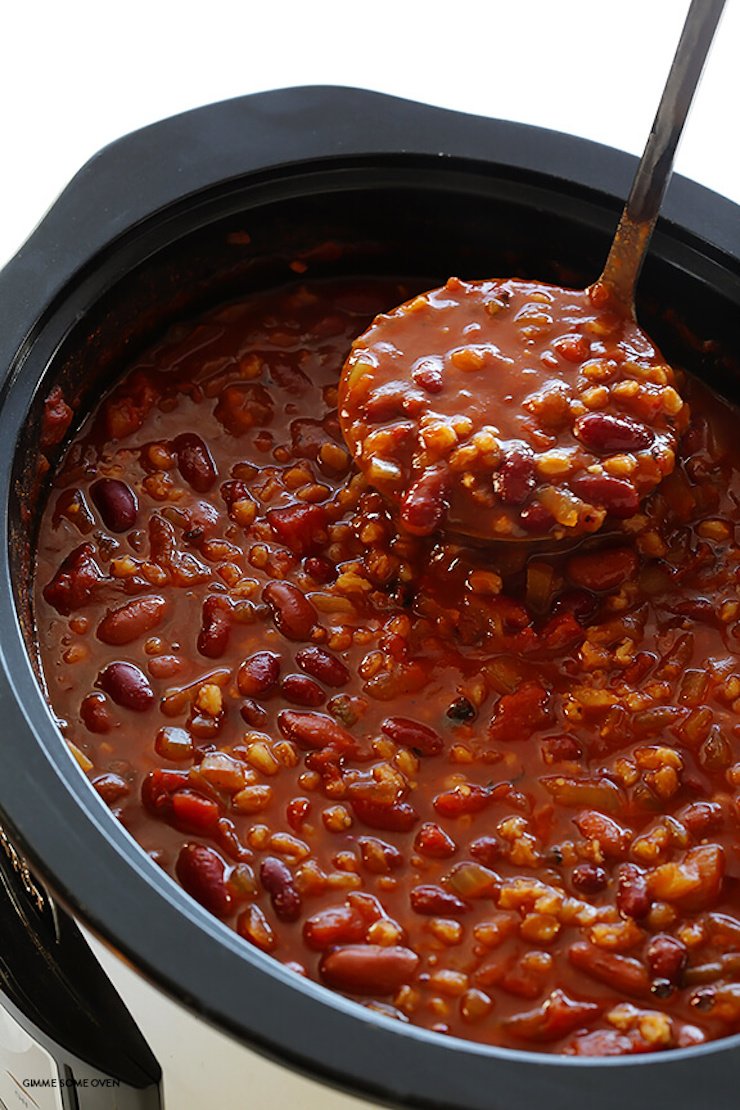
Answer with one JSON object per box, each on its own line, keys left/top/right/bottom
{"left": 600, "top": 0, "right": 726, "bottom": 310}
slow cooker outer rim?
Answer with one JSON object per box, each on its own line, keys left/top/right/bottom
{"left": 0, "top": 86, "right": 739, "bottom": 1110}
{"left": 0, "top": 86, "right": 738, "bottom": 354}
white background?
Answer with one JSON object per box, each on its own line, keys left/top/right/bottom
{"left": 0, "top": 0, "right": 738, "bottom": 270}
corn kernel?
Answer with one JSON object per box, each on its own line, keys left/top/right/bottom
{"left": 233, "top": 784, "right": 273, "bottom": 813}
{"left": 246, "top": 740, "right": 280, "bottom": 776}
{"left": 322, "top": 805, "right": 353, "bottom": 832}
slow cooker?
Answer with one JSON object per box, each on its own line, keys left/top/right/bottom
{"left": 0, "top": 86, "right": 738, "bottom": 1110}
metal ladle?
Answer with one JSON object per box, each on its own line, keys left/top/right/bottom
{"left": 339, "top": 0, "right": 726, "bottom": 546}
{"left": 599, "top": 0, "right": 726, "bottom": 313}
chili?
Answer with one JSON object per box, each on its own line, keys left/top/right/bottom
{"left": 339, "top": 278, "right": 687, "bottom": 540}
{"left": 35, "top": 275, "right": 739, "bottom": 1055}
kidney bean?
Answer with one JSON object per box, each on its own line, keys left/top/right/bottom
{"left": 568, "top": 942, "right": 650, "bottom": 998}
{"left": 540, "top": 734, "right": 582, "bottom": 764}
{"left": 412, "top": 357, "right": 444, "bottom": 394}
{"left": 655, "top": 632, "right": 694, "bottom": 682}
{"left": 488, "top": 681, "right": 552, "bottom": 744}
{"left": 553, "top": 333, "right": 590, "bottom": 363}
{"left": 286, "top": 797, "right": 311, "bottom": 833}
{"left": 351, "top": 797, "right": 419, "bottom": 832}
{"left": 357, "top": 837, "right": 404, "bottom": 873}
{"left": 141, "top": 769, "right": 189, "bottom": 815}
{"left": 216, "top": 818, "right": 252, "bottom": 866}
{"left": 277, "top": 710, "right": 355, "bottom": 753}
{"left": 646, "top": 934, "right": 687, "bottom": 984}
{"left": 575, "top": 412, "right": 653, "bottom": 453}
{"left": 504, "top": 989, "right": 601, "bottom": 1043}
{"left": 519, "top": 502, "right": 556, "bottom": 534}
{"left": 493, "top": 442, "right": 536, "bottom": 505}
{"left": 176, "top": 843, "right": 233, "bottom": 918}
{"left": 569, "top": 473, "right": 640, "bottom": 518}
{"left": 304, "top": 905, "right": 367, "bottom": 950}
{"left": 565, "top": 547, "right": 637, "bottom": 593}
{"left": 148, "top": 655, "right": 183, "bottom": 680}
{"left": 97, "top": 661, "right": 154, "bottom": 711}
{"left": 172, "top": 432, "right": 218, "bottom": 492}
{"left": 260, "top": 856, "right": 302, "bottom": 922}
{"left": 237, "top": 905, "right": 277, "bottom": 952}
{"left": 281, "top": 673, "right": 325, "bottom": 706}
{"left": 433, "top": 784, "right": 490, "bottom": 818}
{"left": 197, "top": 595, "right": 232, "bottom": 658}
{"left": 552, "top": 588, "right": 599, "bottom": 624}
{"left": 183, "top": 499, "right": 221, "bottom": 542}
{"left": 267, "top": 503, "right": 328, "bottom": 556}
{"left": 400, "top": 466, "right": 449, "bottom": 536}
{"left": 678, "top": 801, "right": 725, "bottom": 838}
{"left": 571, "top": 863, "right": 608, "bottom": 894}
{"left": 414, "top": 823, "right": 457, "bottom": 859}
{"left": 97, "top": 595, "right": 167, "bottom": 645}
{"left": 262, "top": 581, "right": 317, "bottom": 641}
{"left": 617, "top": 863, "right": 651, "bottom": 919}
{"left": 80, "top": 692, "right": 115, "bottom": 733}
{"left": 410, "top": 885, "right": 469, "bottom": 916}
{"left": 494, "top": 957, "right": 549, "bottom": 1000}
{"left": 319, "top": 945, "right": 419, "bottom": 995}
{"left": 219, "top": 479, "right": 251, "bottom": 508}
{"left": 574, "top": 811, "right": 632, "bottom": 858}
{"left": 92, "top": 772, "right": 130, "bottom": 804}
{"left": 468, "top": 836, "right": 502, "bottom": 868}
{"left": 142, "top": 772, "right": 218, "bottom": 835}
{"left": 669, "top": 598, "right": 720, "bottom": 626}
{"left": 538, "top": 611, "right": 584, "bottom": 651}
{"left": 43, "top": 543, "right": 102, "bottom": 615}
{"left": 304, "top": 555, "right": 336, "bottom": 585}
{"left": 380, "top": 716, "right": 444, "bottom": 757}
{"left": 237, "top": 651, "right": 281, "bottom": 696}
{"left": 90, "top": 478, "right": 138, "bottom": 532}
{"left": 288, "top": 416, "right": 329, "bottom": 459}
{"left": 150, "top": 513, "right": 211, "bottom": 585}
{"left": 240, "top": 698, "right": 269, "bottom": 728}
{"left": 54, "top": 488, "right": 96, "bottom": 534}
{"left": 295, "top": 646, "right": 349, "bottom": 687}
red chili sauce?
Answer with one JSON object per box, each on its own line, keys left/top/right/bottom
{"left": 340, "top": 278, "right": 687, "bottom": 540}
{"left": 35, "top": 276, "right": 739, "bottom": 1055}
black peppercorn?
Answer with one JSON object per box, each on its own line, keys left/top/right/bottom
{"left": 446, "top": 696, "right": 475, "bottom": 722}
{"left": 651, "top": 978, "right": 673, "bottom": 999}
{"left": 691, "top": 989, "right": 715, "bottom": 1013}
